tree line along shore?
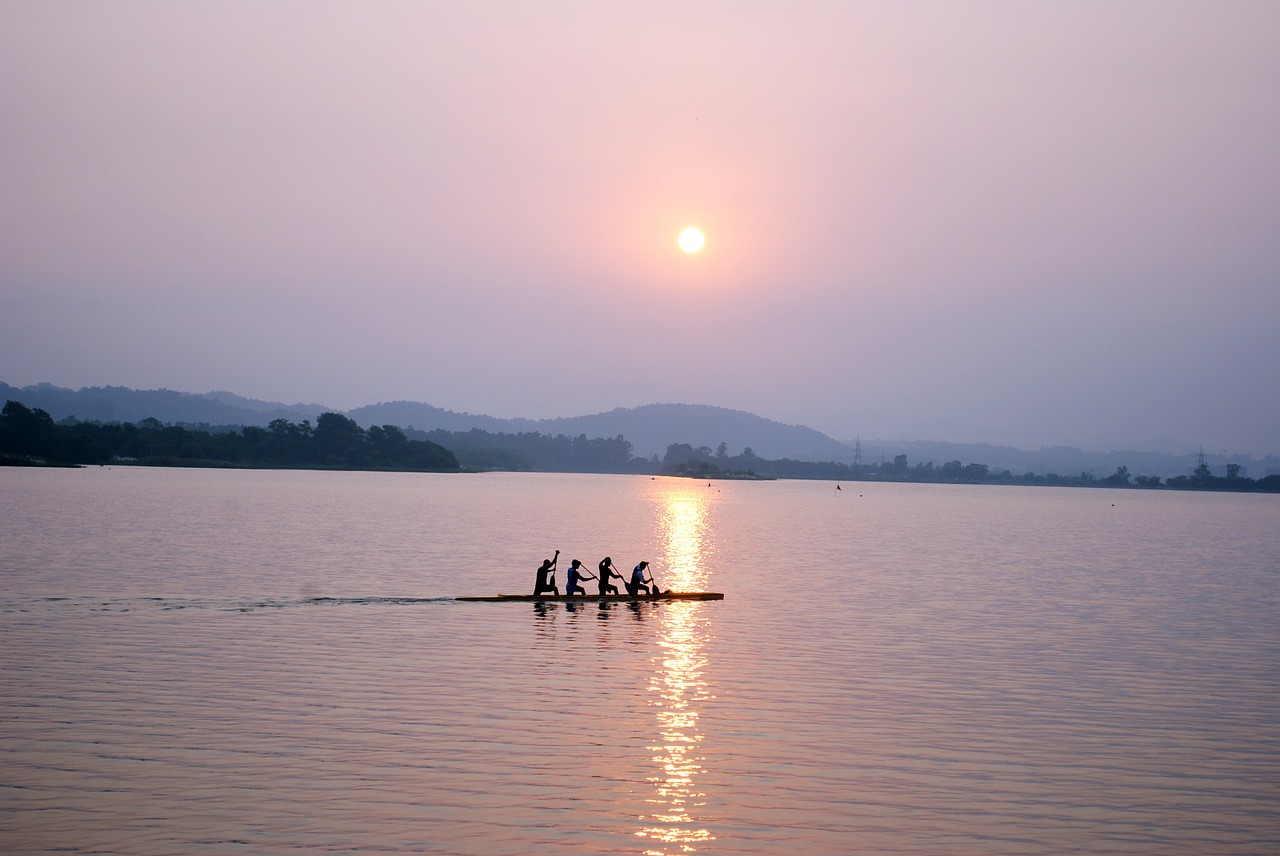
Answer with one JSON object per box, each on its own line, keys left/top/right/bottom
{"left": 2, "top": 400, "right": 1276, "bottom": 492}
{"left": 0, "top": 402, "right": 459, "bottom": 472}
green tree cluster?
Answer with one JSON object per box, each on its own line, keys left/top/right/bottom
{"left": 0, "top": 401, "right": 459, "bottom": 471}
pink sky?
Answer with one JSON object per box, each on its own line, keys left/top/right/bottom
{"left": 2, "top": 2, "right": 1278, "bottom": 453}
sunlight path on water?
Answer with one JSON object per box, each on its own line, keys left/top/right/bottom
{"left": 650, "top": 480, "right": 718, "bottom": 594}
{"left": 636, "top": 481, "right": 721, "bottom": 853}
{"left": 638, "top": 602, "right": 716, "bottom": 854}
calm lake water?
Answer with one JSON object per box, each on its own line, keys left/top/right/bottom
{"left": 2, "top": 467, "right": 1278, "bottom": 854}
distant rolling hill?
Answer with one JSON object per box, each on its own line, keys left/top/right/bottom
{"left": 349, "top": 401, "right": 853, "bottom": 461}
{"left": 538, "top": 404, "right": 852, "bottom": 461}
{"left": 346, "top": 400, "right": 540, "bottom": 435}
{"left": 2, "top": 382, "right": 853, "bottom": 462}
{"left": 6, "top": 381, "right": 1272, "bottom": 477}
{"left": 0, "top": 382, "right": 331, "bottom": 428}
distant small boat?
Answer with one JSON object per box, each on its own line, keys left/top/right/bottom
{"left": 457, "top": 592, "right": 724, "bottom": 603}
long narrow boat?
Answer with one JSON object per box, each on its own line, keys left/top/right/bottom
{"left": 457, "top": 592, "right": 724, "bottom": 602}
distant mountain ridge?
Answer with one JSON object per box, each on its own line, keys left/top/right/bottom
{"left": 345, "top": 400, "right": 539, "bottom": 435}
{"left": 0, "top": 382, "right": 849, "bottom": 462}
{"left": 348, "top": 401, "right": 850, "bottom": 461}
{"left": 0, "top": 382, "right": 330, "bottom": 428}
{"left": 5, "top": 381, "right": 1274, "bottom": 478}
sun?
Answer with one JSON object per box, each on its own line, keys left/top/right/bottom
{"left": 678, "top": 227, "right": 705, "bottom": 254}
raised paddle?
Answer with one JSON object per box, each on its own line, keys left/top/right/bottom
{"left": 541, "top": 549, "right": 559, "bottom": 594}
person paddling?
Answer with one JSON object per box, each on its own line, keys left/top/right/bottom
{"left": 533, "top": 550, "right": 560, "bottom": 596}
{"left": 627, "top": 561, "right": 654, "bottom": 597}
{"left": 597, "top": 557, "right": 624, "bottom": 596}
{"left": 565, "top": 559, "right": 596, "bottom": 595}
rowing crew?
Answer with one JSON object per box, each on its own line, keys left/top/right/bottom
{"left": 533, "top": 550, "right": 660, "bottom": 597}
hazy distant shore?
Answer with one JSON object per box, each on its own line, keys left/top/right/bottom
{"left": 3, "top": 382, "right": 1276, "bottom": 481}
{"left": 4, "top": 401, "right": 1277, "bottom": 493}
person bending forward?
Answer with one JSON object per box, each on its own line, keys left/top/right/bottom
{"left": 627, "top": 561, "right": 652, "bottom": 597}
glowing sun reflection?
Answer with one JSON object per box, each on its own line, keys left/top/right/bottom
{"left": 653, "top": 483, "right": 714, "bottom": 593}
{"left": 635, "top": 482, "right": 718, "bottom": 853}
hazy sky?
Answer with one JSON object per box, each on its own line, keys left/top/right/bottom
{"left": 3, "top": 2, "right": 1278, "bottom": 453}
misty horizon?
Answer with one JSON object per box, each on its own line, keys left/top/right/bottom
{"left": 5, "top": 378, "right": 1276, "bottom": 462}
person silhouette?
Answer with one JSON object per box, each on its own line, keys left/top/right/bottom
{"left": 626, "top": 561, "right": 652, "bottom": 597}
{"left": 597, "top": 557, "right": 623, "bottom": 596}
{"left": 533, "top": 550, "right": 560, "bottom": 596}
{"left": 565, "top": 558, "right": 596, "bottom": 596}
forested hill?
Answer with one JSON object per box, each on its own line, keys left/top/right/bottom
{"left": 5, "top": 382, "right": 1276, "bottom": 478}
{"left": 1, "top": 383, "right": 850, "bottom": 462}
{"left": 351, "top": 402, "right": 851, "bottom": 461}
{"left": 0, "top": 382, "right": 329, "bottom": 427}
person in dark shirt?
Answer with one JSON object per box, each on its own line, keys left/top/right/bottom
{"left": 597, "top": 557, "right": 623, "bottom": 596}
{"left": 534, "top": 550, "right": 560, "bottom": 596}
